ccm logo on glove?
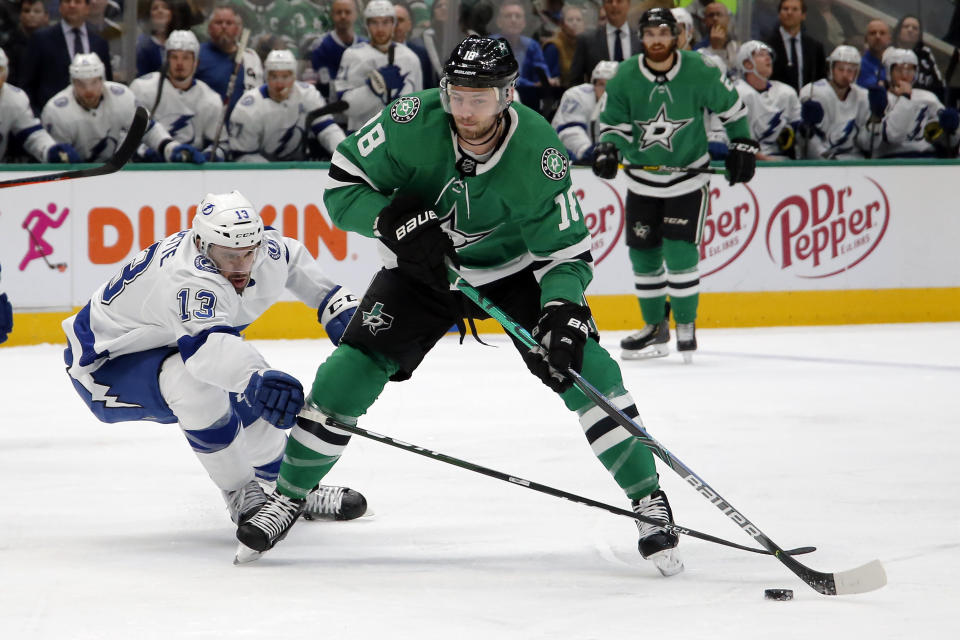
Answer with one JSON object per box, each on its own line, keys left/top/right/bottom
{"left": 395, "top": 210, "right": 439, "bottom": 241}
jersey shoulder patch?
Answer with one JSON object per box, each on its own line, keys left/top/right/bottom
{"left": 390, "top": 96, "right": 420, "bottom": 123}
{"left": 194, "top": 255, "right": 219, "bottom": 274}
{"left": 240, "top": 94, "right": 256, "bottom": 107}
{"left": 541, "top": 147, "right": 568, "bottom": 180}
{"left": 109, "top": 84, "right": 126, "bottom": 96}
{"left": 54, "top": 96, "right": 69, "bottom": 108}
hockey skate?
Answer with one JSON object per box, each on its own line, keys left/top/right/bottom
{"left": 234, "top": 490, "right": 305, "bottom": 564}
{"left": 303, "top": 485, "right": 368, "bottom": 521}
{"left": 223, "top": 478, "right": 268, "bottom": 525}
{"left": 620, "top": 317, "right": 670, "bottom": 360}
{"left": 676, "top": 322, "right": 697, "bottom": 364}
{"left": 632, "top": 489, "right": 684, "bottom": 577}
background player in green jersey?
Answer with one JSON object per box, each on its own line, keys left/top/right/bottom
{"left": 236, "top": 36, "right": 684, "bottom": 577}
{"left": 593, "top": 8, "right": 759, "bottom": 363}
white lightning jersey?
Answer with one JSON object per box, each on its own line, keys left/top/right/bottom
{"left": 130, "top": 73, "right": 225, "bottom": 153}
{"left": 733, "top": 78, "right": 801, "bottom": 157}
{"left": 551, "top": 83, "right": 599, "bottom": 161}
{"left": 229, "top": 82, "right": 346, "bottom": 161}
{"left": 334, "top": 42, "right": 422, "bottom": 131}
{"left": 874, "top": 88, "right": 953, "bottom": 157}
{"left": 63, "top": 229, "right": 338, "bottom": 394}
{"left": 41, "top": 82, "right": 172, "bottom": 162}
{"left": 0, "top": 82, "right": 59, "bottom": 161}
{"left": 799, "top": 80, "right": 872, "bottom": 159}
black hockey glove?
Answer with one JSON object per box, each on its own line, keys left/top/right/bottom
{"left": 522, "top": 301, "right": 592, "bottom": 393}
{"left": 375, "top": 194, "right": 458, "bottom": 291}
{"left": 591, "top": 141, "right": 619, "bottom": 179}
{"left": 724, "top": 138, "right": 759, "bottom": 186}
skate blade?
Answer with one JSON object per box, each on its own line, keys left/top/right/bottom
{"left": 649, "top": 548, "right": 684, "bottom": 577}
{"left": 621, "top": 343, "right": 669, "bottom": 361}
{"left": 680, "top": 351, "right": 694, "bottom": 364}
{"left": 233, "top": 542, "right": 263, "bottom": 565}
{"left": 304, "top": 507, "right": 376, "bottom": 522}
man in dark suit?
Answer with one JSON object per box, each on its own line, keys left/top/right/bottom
{"left": 20, "top": 0, "right": 112, "bottom": 113}
{"left": 566, "top": 0, "right": 639, "bottom": 86}
{"left": 763, "top": 0, "right": 826, "bottom": 94}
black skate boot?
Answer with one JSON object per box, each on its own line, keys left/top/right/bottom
{"left": 223, "top": 478, "right": 268, "bottom": 525}
{"left": 303, "top": 485, "right": 368, "bottom": 521}
{"left": 676, "top": 322, "right": 697, "bottom": 364}
{"left": 234, "top": 490, "right": 305, "bottom": 564}
{"left": 632, "top": 489, "right": 683, "bottom": 577}
{"left": 620, "top": 317, "right": 670, "bottom": 360}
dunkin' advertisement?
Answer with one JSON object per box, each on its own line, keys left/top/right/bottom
{"left": 0, "top": 164, "right": 957, "bottom": 311}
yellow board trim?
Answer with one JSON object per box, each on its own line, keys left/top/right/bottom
{"left": 6, "top": 287, "right": 960, "bottom": 347}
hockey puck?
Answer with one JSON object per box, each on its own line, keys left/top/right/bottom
{"left": 764, "top": 588, "right": 794, "bottom": 601}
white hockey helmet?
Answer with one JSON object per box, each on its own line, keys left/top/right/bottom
{"left": 882, "top": 47, "right": 918, "bottom": 81}
{"left": 192, "top": 191, "right": 263, "bottom": 254}
{"left": 670, "top": 7, "right": 694, "bottom": 35}
{"left": 166, "top": 30, "right": 200, "bottom": 57}
{"left": 364, "top": 0, "right": 395, "bottom": 21}
{"left": 69, "top": 53, "right": 106, "bottom": 80}
{"left": 264, "top": 49, "right": 298, "bottom": 73}
{"left": 591, "top": 60, "right": 619, "bottom": 82}
{"left": 0, "top": 47, "right": 8, "bottom": 70}
{"left": 736, "top": 40, "right": 775, "bottom": 77}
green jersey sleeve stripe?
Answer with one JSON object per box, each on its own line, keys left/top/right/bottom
{"left": 329, "top": 150, "right": 381, "bottom": 191}
{"left": 717, "top": 98, "right": 749, "bottom": 123}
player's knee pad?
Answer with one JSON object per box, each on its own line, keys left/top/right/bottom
{"left": 159, "top": 355, "right": 231, "bottom": 429}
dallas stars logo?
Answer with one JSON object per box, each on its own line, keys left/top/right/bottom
{"left": 362, "top": 302, "right": 394, "bottom": 335}
{"left": 635, "top": 104, "right": 693, "bottom": 152}
{"left": 390, "top": 96, "right": 420, "bottom": 123}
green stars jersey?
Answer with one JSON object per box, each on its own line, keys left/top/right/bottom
{"left": 323, "top": 90, "right": 594, "bottom": 306}
{"left": 598, "top": 50, "right": 750, "bottom": 197}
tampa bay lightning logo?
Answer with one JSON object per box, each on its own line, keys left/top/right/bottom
{"left": 266, "top": 238, "right": 281, "bottom": 260}
{"left": 202, "top": 203, "right": 215, "bottom": 215}
{"left": 194, "top": 255, "right": 219, "bottom": 273}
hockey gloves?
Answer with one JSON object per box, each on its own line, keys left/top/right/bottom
{"left": 522, "top": 301, "right": 592, "bottom": 393}
{"left": 164, "top": 142, "right": 206, "bottom": 164}
{"left": 243, "top": 369, "right": 305, "bottom": 429}
{"left": 318, "top": 285, "right": 359, "bottom": 346}
{"left": 724, "top": 138, "right": 759, "bottom": 186}
{"left": 591, "top": 141, "right": 619, "bottom": 179}
{"left": 47, "top": 143, "right": 80, "bottom": 163}
{"left": 0, "top": 292, "right": 12, "bottom": 344}
{"left": 367, "top": 65, "right": 405, "bottom": 104}
{"left": 868, "top": 87, "right": 888, "bottom": 120}
{"left": 800, "top": 100, "right": 825, "bottom": 127}
{"left": 776, "top": 125, "right": 796, "bottom": 152}
{"left": 375, "top": 194, "right": 458, "bottom": 291}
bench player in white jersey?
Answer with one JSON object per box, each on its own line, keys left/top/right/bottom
{"left": 62, "top": 191, "right": 367, "bottom": 529}
{"left": 798, "top": 45, "right": 873, "bottom": 159}
{"left": 731, "top": 41, "right": 801, "bottom": 160}
{"left": 867, "top": 48, "right": 959, "bottom": 158}
{"left": 551, "top": 60, "right": 618, "bottom": 163}
{"left": 334, "top": 0, "right": 422, "bottom": 132}
{"left": 228, "top": 49, "right": 346, "bottom": 162}
{"left": 0, "top": 47, "right": 79, "bottom": 163}
{"left": 42, "top": 53, "right": 205, "bottom": 164}
{"left": 130, "top": 31, "right": 226, "bottom": 161}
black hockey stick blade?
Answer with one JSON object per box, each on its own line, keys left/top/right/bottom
{"left": 621, "top": 163, "right": 724, "bottom": 175}
{"left": 308, "top": 101, "right": 349, "bottom": 121}
{"left": 297, "top": 409, "right": 816, "bottom": 558}
{"left": 449, "top": 269, "right": 887, "bottom": 596}
{"left": 0, "top": 106, "right": 149, "bottom": 190}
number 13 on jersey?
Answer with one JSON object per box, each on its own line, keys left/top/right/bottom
{"left": 554, "top": 186, "right": 582, "bottom": 231}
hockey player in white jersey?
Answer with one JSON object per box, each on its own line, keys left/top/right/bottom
{"left": 62, "top": 190, "right": 367, "bottom": 529}
{"left": 334, "top": 0, "right": 422, "bottom": 132}
{"left": 798, "top": 45, "right": 873, "bottom": 159}
{"left": 42, "top": 53, "right": 205, "bottom": 164}
{"left": 731, "top": 41, "right": 801, "bottom": 160}
{"left": 552, "top": 60, "right": 617, "bottom": 163}
{"left": 867, "top": 48, "right": 959, "bottom": 158}
{"left": 129, "top": 31, "right": 227, "bottom": 161}
{"left": 0, "top": 47, "right": 79, "bottom": 163}
{"left": 229, "top": 49, "right": 346, "bottom": 162}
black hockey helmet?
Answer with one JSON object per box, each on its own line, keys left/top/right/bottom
{"left": 638, "top": 7, "right": 679, "bottom": 36}
{"left": 441, "top": 36, "right": 519, "bottom": 114}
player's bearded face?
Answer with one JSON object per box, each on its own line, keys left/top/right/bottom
{"left": 73, "top": 77, "right": 103, "bottom": 109}
{"left": 831, "top": 62, "right": 857, "bottom": 89}
{"left": 167, "top": 50, "right": 196, "bottom": 82}
{"left": 367, "top": 16, "right": 395, "bottom": 48}
{"left": 642, "top": 26, "right": 675, "bottom": 63}
{"left": 208, "top": 243, "right": 259, "bottom": 292}
{"left": 447, "top": 86, "right": 502, "bottom": 142}
{"left": 267, "top": 70, "right": 295, "bottom": 101}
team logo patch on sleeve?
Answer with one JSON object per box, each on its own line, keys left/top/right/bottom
{"left": 194, "top": 256, "right": 219, "bottom": 273}
{"left": 390, "top": 97, "right": 420, "bottom": 123}
{"left": 541, "top": 148, "right": 568, "bottom": 180}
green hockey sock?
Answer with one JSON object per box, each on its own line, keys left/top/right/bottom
{"left": 663, "top": 238, "right": 700, "bottom": 324}
{"left": 628, "top": 247, "right": 667, "bottom": 324}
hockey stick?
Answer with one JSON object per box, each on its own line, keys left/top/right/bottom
{"left": 301, "top": 101, "right": 350, "bottom": 158}
{"left": 297, "top": 408, "right": 815, "bottom": 558}
{"left": 150, "top": 59, "right": 168, "bottom": 117}
{"left": 450, "top": 270, "right": 887, "bottom": 596}
{"left": 0, "top": 106, "right": 148, "bottom": 190}
{"left": 621, "top": 163, "right": 724, "bottom": 175}
{"left": 210, "top": 27, "right": 251, "bottom": 161}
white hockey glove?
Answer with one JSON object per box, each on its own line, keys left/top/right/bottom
{"left": 318, "top": 285, "right": 359, "bottom": 346}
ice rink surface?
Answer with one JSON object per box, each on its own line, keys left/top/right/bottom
{"left": 1, "top": 323, "right": 958, "bottom": 639}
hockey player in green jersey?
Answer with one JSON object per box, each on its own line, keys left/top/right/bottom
{"left": 237, "top": 35, "right": 685, "bottom": 576}
{"left": 593, "top": 8, "right": 759, "bottom": 362}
